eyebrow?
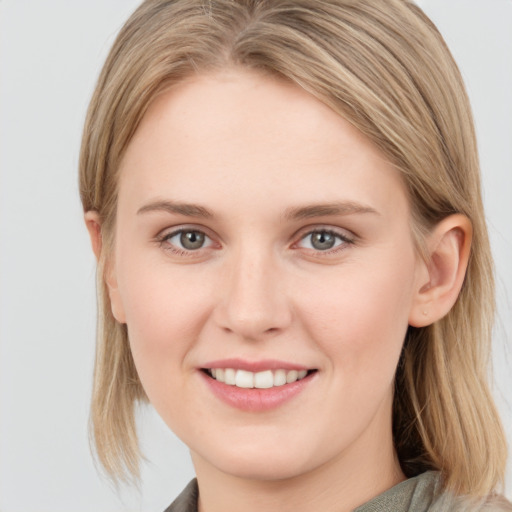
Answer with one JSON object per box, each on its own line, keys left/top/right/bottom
{"left": 137, "top": 200, "right": 213, "bottom": 218}
{"left": 283, "top": 202, "right": 379, "bottom": 220}
{"left": 136, "top": 199, "right": 379, "bottom": 220}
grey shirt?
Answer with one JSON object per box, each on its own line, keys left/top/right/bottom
{"left": 163, "top": 471, "right": 512, "bottom": 512}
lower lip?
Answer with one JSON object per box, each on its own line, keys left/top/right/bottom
{"left": 200, "top": 371, "right": 315, "bottom": 412}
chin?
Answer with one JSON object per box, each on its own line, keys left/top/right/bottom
{"left": 192, "top": 437, "right": 324, "bottom": 482}
{"left": 214, "top": 456, "right": 310, "bottom": 482}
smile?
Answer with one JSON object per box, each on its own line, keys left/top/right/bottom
{"left": 206, "top": 368, "right": 310, "bottom": 389}
{"left": 200, "top": 361, "right": 317, "bottom": 411}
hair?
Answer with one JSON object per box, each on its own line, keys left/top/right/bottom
{"left": 79, "top": 0, "right": 508, "bottom": 501}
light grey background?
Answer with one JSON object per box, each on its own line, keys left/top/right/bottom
{"left": 0, "top": 1, "right": 511, "bottom": 511}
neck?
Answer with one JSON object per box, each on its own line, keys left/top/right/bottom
{"left": 192, "top": 405, "right": 405, "bottom": 512}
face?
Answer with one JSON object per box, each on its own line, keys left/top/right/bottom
{"left": 109, "top": 69, "right": 425, "bottom": 482}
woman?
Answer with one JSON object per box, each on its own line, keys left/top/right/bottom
{"left": 80, "top": 0, "right": 511, "bottom": 510}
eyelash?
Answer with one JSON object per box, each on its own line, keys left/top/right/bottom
{"left": 157, "top": 228, "right": 216, "bottom": 257}
{"left": 294, "top": 228, "right": 355, "bottom": 256}
{"left": 156, "top": 226, "right": 355, "bottom": 257}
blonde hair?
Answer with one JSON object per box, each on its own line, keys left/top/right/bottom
{"left": 79, "top": 0, "right": 508, "bottom": 499}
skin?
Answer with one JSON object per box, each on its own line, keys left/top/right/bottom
{"left": 86, "top": 68, "right": 471, "bottom": 512}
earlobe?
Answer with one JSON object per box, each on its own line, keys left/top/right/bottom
{"left": 409, "top": 214, "right": 472, "bottom": 327}
{"left": 108, "top": 286, "right": 127, "bottom": 324}
{"left": 84, "top": 210, "right": 127, "bottom": 324}
{"left": 84, "top": 210, "right": 103, "bottom": 261}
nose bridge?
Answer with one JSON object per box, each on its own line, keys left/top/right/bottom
{"left": 218, "top": 241, "right": 291, "bottom": 339}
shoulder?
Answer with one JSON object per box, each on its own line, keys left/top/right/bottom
{"left": 432, "top": 493, "right": 512, "bottom": 512}
{"left": 355, "top": 471, "right": 512, "bottom": 512}
{"left": 424, "top": 472, "right": 512, "bottom": 512}
{"left": 163, "top": 479, "right": 199, "bottom": 512}
{"left": 164, "top": 474, "right": 512, "bottom": 512}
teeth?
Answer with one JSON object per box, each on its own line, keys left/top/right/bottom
{"left": 274, "top": 369, "right": 287, "bottom": 387}
{"left": 286, "top": 370, "right": 298, "bottom": 383}
{"left": 208, "top": 368, "right": 310, "bottom": 388}
{"left": 254, "top": 370, "right": 273, "bottom": 389}
{"left": 235, "top": 370, "right": 254, "bottom": 388}
{"left": 224, "top": 368, "right": 236, "bottom": 385}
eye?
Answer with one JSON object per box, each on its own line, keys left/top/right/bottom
{"left": 297, "top": 229, "right": 352, "bottom": 252}
{"left": 161, "top": 229, "right": 213, "bottom": 252}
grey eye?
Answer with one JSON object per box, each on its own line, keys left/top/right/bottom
{"left": 164, "top": 229, "right": 212, "bottom": 251}
{"left": 310, "top": 231, "right": 336, "bottom": 250}
{"left": 179, "top": 230, "right": 206, "bottom": 250}
{"left": 298, "top": 230, "right": 347, "bottom": 251}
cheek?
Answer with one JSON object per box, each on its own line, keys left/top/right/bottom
{"left": 298, "top": 253, "right": 416, "bottom": 380}
{"left": 115, "top": 253, "right": 214, "bottom": 392}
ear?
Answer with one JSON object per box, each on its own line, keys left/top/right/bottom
{"left": 84, "top": 211, "right": 126, "bottom": 323}
{"left": 409, "top": 214, "right": 472, "bottom": 327}
{"left": 84, "top": 210, "right": 102, "bottom": 260}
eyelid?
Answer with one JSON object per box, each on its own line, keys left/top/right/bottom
{"left": 156, "top": 224, "right": 220, "bottom": 255}
{"left": 292, "top": 225, "right": 356, "bottom": 253}
{"left": 292, "top": 223, "right": 356, "bottom": 241}
{"left": 156, "top": 223, "right": 215, "bottom": 240}
{"left": 154, "top": 223, "right": 356, "bottom": 257}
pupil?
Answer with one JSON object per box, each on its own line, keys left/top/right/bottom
{"left": 180, "top": 231, "right": 205, "bottom": 250}
{"left": 311, "top": 232, "right": 335, "bottom": 250}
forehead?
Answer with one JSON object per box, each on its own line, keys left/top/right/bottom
{"left": 117, "top": 68, "right": 408, "bottom": 220}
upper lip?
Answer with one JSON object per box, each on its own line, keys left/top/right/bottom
{"left": 201, "top": 358, "right": 311, "bottom": 372}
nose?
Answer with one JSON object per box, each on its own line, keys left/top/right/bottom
{"left": 214, "top": 247, "right": 293, "bottom": 341}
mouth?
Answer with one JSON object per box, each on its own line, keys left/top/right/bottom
{"left": 201, "top": 368, "right": 316, "bottom": 389}
{"left": 199, "top": 359, "right": 318, "bottom": 411}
